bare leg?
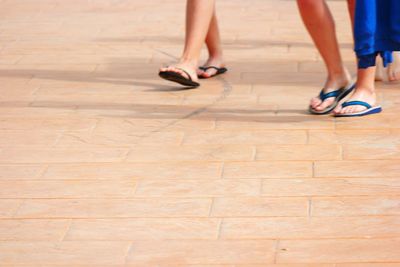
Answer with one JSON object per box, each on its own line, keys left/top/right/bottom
{"left": 160, "top": 0, "right": 216, "bottom": 82}
{"left": 297, "top": 0, "right": 352, "bottom": 111}
{"left": 334, "top": 66, "right": 377, "bottom": 114}
{"left": 347, "top": 0, "right": 356, "bottom": 26}
{"left": 199, "top": 10, "right": 226, "bottom": 78}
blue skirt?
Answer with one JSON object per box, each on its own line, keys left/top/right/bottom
{"left": 354, "top": 0, "right": 400, "bottom": 68}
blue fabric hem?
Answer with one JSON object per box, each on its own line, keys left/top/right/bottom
{"left": 358, "top": 51, "right": 394, "bottom": 69}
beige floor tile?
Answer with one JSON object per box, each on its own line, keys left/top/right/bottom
{"left": 211, "top": 197, "right": 308, "bottom": 217}
{"left": 256, "top": 145, "right": 341, "bottom": 161}
{"left": 221, "top": 216, "right": 400, "bottom": 239}
{"left": 0, "top": 54, "right": 21, "bottom": 64}
{"left": 314, "top": 160, "right": 400, "bottom": 178}
{"left": 299, "top": 61, "right": 355, "bottom": 73}
{"left": 42, "top": 162, "right": 223, "bottom": 180}
{"left": 182, "top": 130, "right": 308, "bottom": 145}
{"left": 65, "top": 218, "right": 220, "bottom": 240}
{"left": 94, "top": 118, "right": 216, "bottom": 133}
{"left": 343, "top": 143, "right": 400, "bottom": 160}
{"left": 261, "top": 178, "right": 400, "bottom": 197}
{"left": 129, "top": 265, "right": 335, "bottom": 267}
{"left": 335, "top": 115, "right": 400, "bottom": 130}
{"left": 126, "top": 145, "right": 255, "bottom": 162}
{"left": 15, "top": 198, "right": 212, "bottom": 218}
{"left": 135, "top": 179, "right": 261, "bottom": 197}
{"left": 0, "top": 241, "right": 131, "bottom": 265}
{"left": 0, "top": 147, "right": 129, "bottom": 163}
{"left": 277, "top": 239, "right": 400, "bottom": 263}
{"left": 1, "top": 0, "right": 400, "bottom": 264}
{"left": 55, "top": 130, "right": 184, "bottom": 147}
{"left": 215, "top": 116, "right": 335, "bottom": 130}
{"left": 41, "top": 162, "right": 222, "bottom": 180}
{"left": 0, "top": 164, "right": 44, "bottom": 179}
{"left": 0, "top": 118, "right": 98, "bottom": 131}
{"left": 0, "top": 199, "right": 23, "bottom": 218}
{"left": 0, "top": 180, "right": 135, "bottom": 198}
{"left": 0, "top": 219, "right": 70, "bottom": 241}
{"left": 308, "top": 129, "right": 395, "bottom": 145}
{"left": 337, "top": 264, "right": 400, "bottom": 267}
{"left": 311, "top": 197, "right": 400, "bottom": 217}
{"left": 126, "top": 240, "right": 275, "bottom": 265}
{"left": 223, "top": 162, "right": 312, "bottom": 179}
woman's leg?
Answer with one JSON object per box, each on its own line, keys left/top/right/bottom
{"left": 297, "top": 0, "right": 352, "bottom": 111}
{"left": 160, "top": 0, "right": 216, "bottom": 82}
{"left": 334, "top": 66, "right": 377, "bottom": 114}
{"left": 347, "top": 0, "right": 356, "bottom": 25}
{"left": 199, "top": 10, "right": 226, "bottom": 78}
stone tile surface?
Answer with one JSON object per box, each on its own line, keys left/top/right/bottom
{"left": 1, "top": 0, "right": 399, "bottom": 265}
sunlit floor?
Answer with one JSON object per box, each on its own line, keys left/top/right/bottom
{"left": 0, "top": 0, "right": 400, "bottom": 265}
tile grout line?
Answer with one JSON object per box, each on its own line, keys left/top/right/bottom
{"left": 131, "top": 180, "right": 140, "bottom": 197}
{"left": 219, "top": 162, "right": 225, "bottom": 179}
{"left": 121, "top": 149, "right": 131, "bottom": 162}
{"left": 60, "top": 219, "right": 73, "bottom": 241}
{"left": 212, "top": 118, "right": 217, "bottom": 130}
{"left": 312, "top": 161, "right": 316, "bottom": 178}
{"left": 51, "top": 131, "right": 65, "bottom": 148}
{"left": 340, "top": 144, "right": 345, "bottom": 161}
{"left": 273, "top": 239, "right": 280, "bottom": 264}
{"left": 208, "top": 198, "right": 215, "bottom": 218}
{"left": 89, "top": 118, "right": 100, "bottom": 135}
{"left": 216, "top": 218, "right": 223, "bottom": 240}
{"left": 37, "top": 164, "right": 50, "bottom": 179}
{"left": 252, "top": 146, "right": 258, "bottom": 161}
{"left": 11, "top": 199, "right": 26, "bottom": 218}
{"left": 178, "top": 132, "right": 186, "bottom": 146}
{"left": 124, "top": 242, "right": 135, "bottom": 265}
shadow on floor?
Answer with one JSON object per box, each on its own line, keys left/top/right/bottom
{"left": 97, "top": 36, "right": 354, "bottom": 50}
{"left": 0, "top": 99, "right": 322, "bottom": 123}
{"left": 0, "top": 58, "right": 328, "bottom": 88}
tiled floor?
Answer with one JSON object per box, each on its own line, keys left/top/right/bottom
{"left": 0, "top": 0, "right": 400, "bottom": 266}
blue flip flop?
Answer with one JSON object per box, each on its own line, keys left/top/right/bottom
{"left": 334, "top": 101, "right": 382, "bottom": 117}
{"left": 309, "top": 82, "right": 356, "bottom": 115}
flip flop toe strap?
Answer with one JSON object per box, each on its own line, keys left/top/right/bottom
{"left": 199, "top": 66, "right": 227, "bottom": 76}
{"left": 319, "top": 89, "right": 342, "bottom": 101}
{"left": 200, "top": 66, "right": 219, "bottom": 71}
{"left": 342, "top": 101, "right": 372, "bottom": 109}
{"left": 175, "top": 68, "right": 194, "bottom": 82}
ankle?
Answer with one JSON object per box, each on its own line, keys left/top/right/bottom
{"left": 208, "top": 51, "right": 224, "bottom": 61}
{"left": 355, "top": 84, "right": 375, "bottom": 94}
{"left": 179, "top": 57, "right": 199, "bottom": 68}
{"left": 329, "top": 69, "right": 350, "bottom": 81}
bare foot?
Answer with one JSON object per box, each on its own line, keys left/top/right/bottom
{"left": 388, "top": 52, "right": 400, "bottom": 82}
{"left": 159, "top": 61, "right": 199, "bottom": 83}
{"left": 333, "top": 87, "right": 377, "bottom": 115}
{"left": 375, "top": 52, "right": 400, "bottom": 82}
{"left": 310, "top": 69, "right": 352, "bottom": 112}
{"left": 198, "top": 56, "right": 225, "bottom": 78}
